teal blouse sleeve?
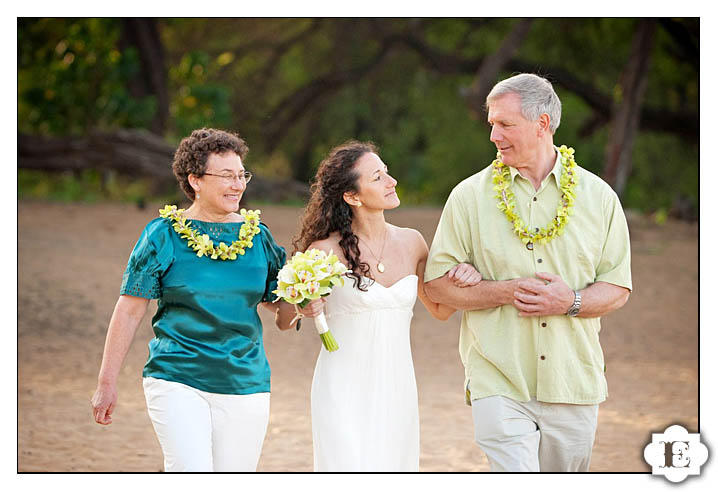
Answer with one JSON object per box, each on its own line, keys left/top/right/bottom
{"left": 259, "top": 223, "right": 287, "bottom": 303}
{"left": 120, "top": 218, "right": 175, "bottom": 299}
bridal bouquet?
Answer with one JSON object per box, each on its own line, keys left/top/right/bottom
{"left": 273, "top": 249, "right": 349, "bottom": 352}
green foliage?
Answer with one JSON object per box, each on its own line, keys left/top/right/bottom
{"left": 18, "top": 18, "right": 156, "bottom": 134}
{"left": 18, "top": 169, "right": 152, "bottom": 203}
{"left": 645, "top": 20, "right": 698, "bottom": 112}
{"left": 168, "top": 50, "right": 233, "bottom": 138}
{"left": 523, "top": 19, "right": 635, "bottom": 92}
{"left": 18, "top": 18, "right": 699, "bottom": 216}
{"left": 624, "top": 133, "right": 698, "bottom": 214}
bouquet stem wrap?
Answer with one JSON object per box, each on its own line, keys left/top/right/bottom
{"left": 314, "top": 312, "right": 338, "bottom": 352}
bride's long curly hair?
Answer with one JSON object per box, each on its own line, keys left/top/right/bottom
{"left": 292, "top": 140, "right": 377, "bottom": 291}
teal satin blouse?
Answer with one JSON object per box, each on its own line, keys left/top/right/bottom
{"left": 120, "top": 216, "right": 286, "bottom": 395}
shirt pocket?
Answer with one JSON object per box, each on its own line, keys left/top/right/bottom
{"left": 479, "top": 240, "right": 515, "bottom": 280}
{"left": 568, "top": 227, "right": 603, "bottom": 284}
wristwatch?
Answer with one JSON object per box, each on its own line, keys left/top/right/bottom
{"left": 566, "top": 290, "right": 582, "bottom": 317}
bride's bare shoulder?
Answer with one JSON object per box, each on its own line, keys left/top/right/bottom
{"left": 308, "top": 234, "right": 345, "bottom": 259}
{"left": 389, "top": 224, "right": 427, "bottom": 251}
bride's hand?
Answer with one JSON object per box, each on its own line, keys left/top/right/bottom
{"left": 447, "top": 263, "right": 482, "bottom": 288}
{"left": 296, "top": 298, "right": 326, "bottom": 318}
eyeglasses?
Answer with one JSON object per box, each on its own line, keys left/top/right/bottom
{"left": 203, "top": 171, "right": 253, "bottom": 184}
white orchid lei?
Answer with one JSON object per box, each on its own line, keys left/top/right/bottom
{"left": 273, "top": 248, "right": 350, "bottom": 352}
{"left": 159, "top": 204, "right": 261, "bottom": 260}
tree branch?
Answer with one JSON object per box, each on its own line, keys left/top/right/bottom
{"left": 252, "top": 19, "right": 321, "bottom": 89}
{"left": 393, "top": 24, "right": 697, "bottom": 140}
{"left": 263, "top": 39, "right": 398, "bottom": 153}
{"left": 464, "top": 18, "right": 534, "bottom": 113}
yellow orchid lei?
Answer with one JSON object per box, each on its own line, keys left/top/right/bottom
{"left": 159, "top": 205, "right": 262, "bottom": 260}
{"left": 492, "top": 145, "right": 578, "bottom": 246}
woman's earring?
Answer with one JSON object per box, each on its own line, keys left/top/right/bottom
{"left": 357, "top": 202, "right": 362, "bottom": 207}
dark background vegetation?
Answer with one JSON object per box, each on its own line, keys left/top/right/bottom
{"left": 17, "top": 18, "right": 699, "bottom": 219}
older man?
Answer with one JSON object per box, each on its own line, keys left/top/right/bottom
{"left": 424, "top": 73, "right": 632, "bottom": 472}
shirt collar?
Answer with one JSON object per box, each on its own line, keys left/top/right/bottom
{"left": 508, "top": 146, "right": 563, "bottom": 186}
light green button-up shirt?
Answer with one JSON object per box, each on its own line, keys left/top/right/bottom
{"left": 425, "top": 149, "right": 632, "bottom": 405}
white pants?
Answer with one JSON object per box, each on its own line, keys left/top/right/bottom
{"left": 142, "top": 377, "right": 270, "bottom": 472}
{"left": 471, "top": 396, "right": 599, "bottom": 472}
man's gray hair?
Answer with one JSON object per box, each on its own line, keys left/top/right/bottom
{"left": 486, "top": 73, "right": 562, "bottom": 134}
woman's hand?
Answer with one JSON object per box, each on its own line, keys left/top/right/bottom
{"left": 447, "top": 263, "right": 482, "bottom": 288}
{"left": 295, "top": 298, "right": 326, "bottom": 318}
{"left": 92, "top": 295, "right": 148, "bottom": 425}
{"left": 91, "top": 382, "right": 118, "bottom": 425}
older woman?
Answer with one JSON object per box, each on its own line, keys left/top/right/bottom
{"left": 91, "top": 128, "right": 307, "bottom": 472}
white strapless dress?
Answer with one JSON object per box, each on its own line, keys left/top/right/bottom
{"left": 311, "top": 275, "right": 420, "bottom": 472}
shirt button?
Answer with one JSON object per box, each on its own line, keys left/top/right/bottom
{"left": 533, "top": 197, "right": 537, "bottom": 201}
{"left": 540, "top": 355, "right": 546, "bottom": 360}
{"left": 541, "top": 322, "right": 547, "bottom": 327}
{"left": 537, "top": 258, "right": 543, "bottom": 263}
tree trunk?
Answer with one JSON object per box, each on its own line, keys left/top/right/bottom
{"left": 463, "top": 19, "right": 534, "bottom": 114}
{"left": 602, "top": 19, "right": 656, "bottom": 197}
{"left": 293, "top": 112, "right": 322, "bottom": 185}
{"left": 18, "top": 131, "right": 310, "bottom": 203}
{"left": 119, "top": 18, "right": 169, "bottom": 135}
{"left": 18, "top": 130, "right": 177, "bottom": 191}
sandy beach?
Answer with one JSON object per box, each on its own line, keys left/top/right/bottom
{"left": 17, "top": 200, "right": 698, "bottom": 472}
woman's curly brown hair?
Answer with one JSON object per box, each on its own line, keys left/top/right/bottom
{"left": 292, "top": 140, "right": 378, "bottom": 291}
{"left": 172, "top": 128, "right": 249, "bottom": 200}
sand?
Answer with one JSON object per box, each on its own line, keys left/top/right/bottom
{"left": 17, "top": 201, "right": 698, "bottom": 472}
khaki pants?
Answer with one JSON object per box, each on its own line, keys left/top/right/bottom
{"left": 471, "top": 395, "right": 599, "bottom": 472}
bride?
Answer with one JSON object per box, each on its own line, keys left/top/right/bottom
{"left": 293, "top": 141, "right": 482, "bottom": 472}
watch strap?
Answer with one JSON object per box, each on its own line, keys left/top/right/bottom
{"left": 567, "top": 290, "right": 582, "bottom": 316}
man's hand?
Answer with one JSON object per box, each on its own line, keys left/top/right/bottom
{"left": 513, "top": 271, "right": 574, "bottom": 317}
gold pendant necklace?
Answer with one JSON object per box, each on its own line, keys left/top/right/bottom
{"left": 358, "top": 227, "right": 388, "bottom": 273}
